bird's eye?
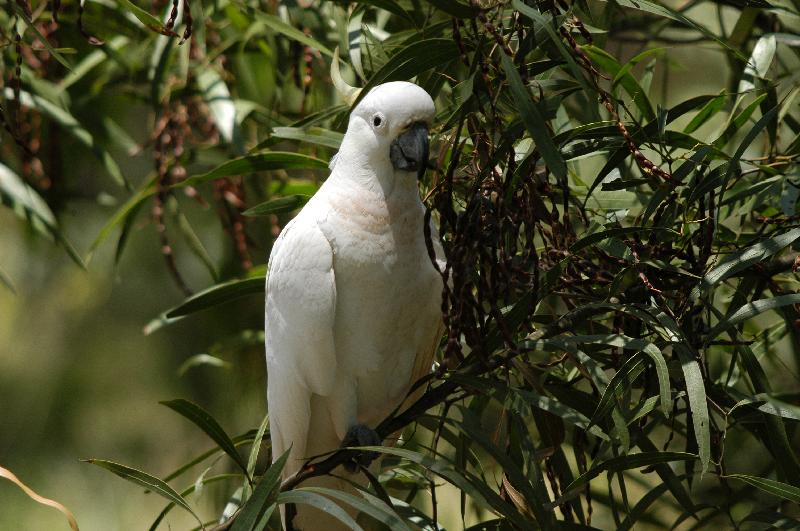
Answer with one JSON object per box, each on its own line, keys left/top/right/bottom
{"left": 372, "top": 115, "right": 383, "bottom": 127}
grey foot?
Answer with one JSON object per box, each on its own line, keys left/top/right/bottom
{"left": 342, "top": 424, "right": 382, "bottom": 472}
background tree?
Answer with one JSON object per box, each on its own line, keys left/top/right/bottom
{"left": 2, "top": 0, "right": 800, "bottom": 529}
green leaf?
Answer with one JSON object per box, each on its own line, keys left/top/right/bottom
{"left": 82, "top": 459, "right": 203, "bottom": 527}
{"left": 177, "top": 354, "right": 231, "bottom": 376}
{"left": 6, "top": 89, "right": 126, "bottom": 187}
{"left": 565, "top": 335, "right": 671, "bottom": 417}
{"left": 354, "top": 446, "right": 528, "bottom": 528}
{"left": 505, "top": 386, "right": 610, "bottom": 441}
{"left": 0, "top": 163, "right": 84, "bottom": 268}
{"left": 243, "top": 195, "right": 310, "bottom": 217}
{"left": 59, "top": 36, "right": 129, "bottom": 90}
{"left": 168, "top": 277, "right": 265, "bottom": 319}
{"left": 425, "top": 0, "right": 478, "bottom": 18}
{"left": 175, "top": 209, "right": 219, "bottom": 282}
{"left": 718, "top": 104, "right": 780, "bottom": 206}
{"left": 13, "top": 6, "right": 73, "bottom": 70}
{"left": 674, "top": 345, "right": 711, "bottom": 474}
{"left": 456, "top": 409, "right": 557, "bottom": 529}
{"left": 728, "top": 474, "right": 800, "bottom": 504}
{"left": 254, "top": 13, "right": 333, "bottom": 57}
{"left": 180, "top": 152, "right": 327, "bottom": 188}
{"left": 117, "top": 0, "right": 172, "bottom": 35}
{"left": 588, "top": 354, "right": 646, "bottom": 427}
{"left": 684, "top": 91, "right": 726, "bottom": 134}
{"left": 603, "top": 0, "right": 745, "bottom": 59}
{"left": 270, "top": 126, "right": 343, "bottom": 150}
{"left": 706, "top": 294, "right": 800, "bottom": 341}
{"left": 355, "top": 39, "right": 459, "bottom": 107}
{"left": 582, "top": 46, "right": 655, "bottom": 122}
{"left": 89, "top": 176, "right": 156, "bottom": 257}
{"left": 197, "top": 68, "right": 240, "bottom": 147}
{"left": 739, "top": 34, "right": 777, "bottom": 93}
{"left": 160, "top": 399, "right": 250, "bottom": 477}
{"left": 149, "top": 474, "right": 239, "bottom": 531}
{"left": 618, "top": 480, "right": 675, "bottom": 531}
{"left": 299, "top": 487, "right": 411, "bottom": 531}
{"left": 501, "top": 53, "right": 567, "bottom": 179}
{"left": 570, "top": 228, "right": 673, "bottom": 253}
{"left": 246, "top": 414, "right": 270, "bottom": 481}
{"left": 231, "top": 449, "right": 290, "bottom": 531}
{"left": 562, "top": 452, "right": 697, "bottom": 494}
{"left": 275, "top": 490, "right": 363, "bottom": 531}
{"left": 159, "top": 430, "right": 259, "bottom": 486}
{"left": 691, "top": 227, "right": 800, "bottom": 300}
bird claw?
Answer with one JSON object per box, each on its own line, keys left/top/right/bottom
{"left": 342, "top": 424, "right": 382, "bottom": 472}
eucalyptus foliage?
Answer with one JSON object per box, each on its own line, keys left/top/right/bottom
{"left": 3, "top": 0, "right": 800, "bottom": 528}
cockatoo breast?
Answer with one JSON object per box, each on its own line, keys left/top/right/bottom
{"left": 314, "top": 174, "right": 442, "bottom": 424}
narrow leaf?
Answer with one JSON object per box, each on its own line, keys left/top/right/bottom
{"left": 231, "top": 449, "right": 290, "bottom": 531}
{"left": 706, "top": 294, "right": 800, "bottom": 341}
{"left": 82, "top": 459, "right": 202, "bottom": 527}
{"left": 164, "top": 277, "right": 265, "bottom": 319}
{"left": 254, "top": 14, "right": 333, "bottom": 57}
{"left": 674, "top": 345, "right": 710, "bottom": 474}
{"left": 160, "top": 399, "right": 249, "bottom": 477}
{"left": 180, "top": 152, "right": 327, "bottom": 188}
{"left": 117, "top": 0, "right": 172, "bottom": 34}
{"left": 300, "top": 487, "right": 411, "bottom": 531}
{"left": 243, "top": 195, "right": 310, "bottom": 217}
{"left": 177, "top": 354, "right": 231, "bottom": 376}
{"left": 501, "top": 53, "right": 566, "bottom": 179}
{"left": 563, "top": 452, "right": 697, "bottom": 494}
{"left": 275, "top": 490, "right": 364, "bottom": 531}
{"left": 728, "top": 474, "right": 800, "bottom": 504}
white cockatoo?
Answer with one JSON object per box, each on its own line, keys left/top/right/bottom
{"left": 265, "top": 56, "right": 445, "bottom": 530}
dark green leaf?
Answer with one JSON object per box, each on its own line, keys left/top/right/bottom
{"left": 180, "top": 152, "right": 327, "bottom": 188}
{"left": 501, "top": 53, "right": 566, "bottom": 179}
{"left": 355, "top": 39, "right": 459, "bottom": 107}
{"left": 254, "top": 13, "right": 334, "bottom": 57}
{"left": 243, "top": 195, "right": 310, "bottom": 217}
{"left": 231, "top": 449, "right": 289, "bottom": 531}
{"left": 562, "top": 452, "right": 697, "bottom": 494}
{"left": 160, "top": 399, "right": 249, "bottom": 477}
{"left": 157, "top": 276, "right": 265, "bottom": 325}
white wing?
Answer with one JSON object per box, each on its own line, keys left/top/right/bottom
{"left": 265, "top": 211, "right": 337, "bottom": 471}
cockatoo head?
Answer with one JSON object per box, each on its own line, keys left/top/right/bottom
{"left": 348, "top": 82, "right": 435, "bottom": 179}
{"left": 332, "top": 52, "right": 435, "bottom": 180}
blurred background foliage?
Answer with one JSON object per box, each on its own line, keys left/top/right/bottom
{"left": 2, "top": 0, "right": 800, "bottom": 529}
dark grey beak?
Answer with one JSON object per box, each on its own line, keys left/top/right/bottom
{"left": 390, "top": 122, "right": 429, "bottom": 180}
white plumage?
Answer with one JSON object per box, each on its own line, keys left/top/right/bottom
{"left": 265, "top": 81, "right": 444, "bottom": 530}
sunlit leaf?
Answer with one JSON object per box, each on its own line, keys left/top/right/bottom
{"left": 728, "top": 474, "right": 800, "bottom": 504}
{"left": 82, "top": 459, "right": 202, "bottom": 527}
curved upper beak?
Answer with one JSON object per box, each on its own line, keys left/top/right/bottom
{"left": 389, "top": 122, "right": 429, "bottom": 180}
